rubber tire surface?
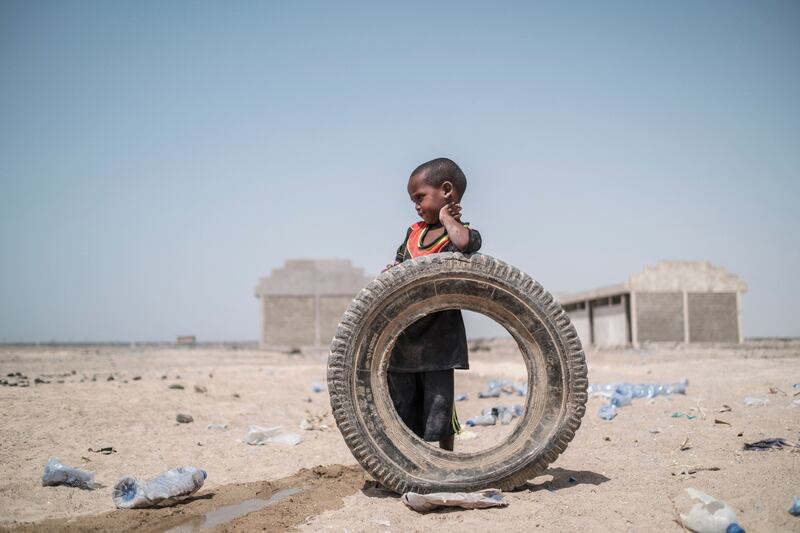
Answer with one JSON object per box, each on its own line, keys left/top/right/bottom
{"left": 327, "top": 253, "right": 587, "bottom": 494}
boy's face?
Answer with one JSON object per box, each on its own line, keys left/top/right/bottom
{"left": 407, "top": 173, "right": 453, "bottom": 225}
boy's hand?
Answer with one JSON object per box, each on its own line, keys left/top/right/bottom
{"left": 439, "top": 193, "right": 462, "bottom": 222}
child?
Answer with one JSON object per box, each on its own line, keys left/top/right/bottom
{"left": 385, "top": 157, "right": 482, "bottom": 451}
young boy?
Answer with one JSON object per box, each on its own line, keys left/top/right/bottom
{"left": 386, "top": 157, "right": 482, "bottom": 451}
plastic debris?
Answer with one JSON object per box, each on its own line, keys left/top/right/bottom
{"left": 311, "top": 382, "right": 325, "bottom": 393}
{"left": 402, "top": 488, "right": 508, "bottom": 512}
{"left": 244, "top": 425, "right": 302, "bottom": 445}
{"left": 113, "top": 466, "right": 206, "bottom": 508}
{"left": 455, "top": 393, "right": 468, "bottom": 402}
{"left": 789, "top": 496, "right": 800, "bottom": 516}
{"left": 671, "top": 412, "right": 697, "bottom": 420}
{"left": 477, "top": 380, "right": 526, "bottom": 398}
{"left": 742, "top": 438, "right": 796, "bottom": 451}
{"left": 465, "top": 405, "right": 522, "bottom": 427}
{"left": 299, "top": 412, "right": 329, "bottom": 431}
{"left": 591, "top": 379, "right": 688, "bottom": 420}
{"left": 206, "top": 423, "right": 228, "bottom": 430}
{"left": 679, "top": 487, "right": 744, "bottom": 533}
{"left": 42, "top": 458, "right": 95, "bottom": 490}
{"left": 742, "top": 397, "right": 768, "bottom": 406}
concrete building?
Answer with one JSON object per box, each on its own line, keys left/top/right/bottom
{"left": 558, "top": 261, "right": 747, "bottom": 348}
{"left": 254, "top": 259, "right": 373, "bottom": 349}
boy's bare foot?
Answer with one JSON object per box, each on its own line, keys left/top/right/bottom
{"left": 439, "top": 434, "right": 454, "bottom": 451}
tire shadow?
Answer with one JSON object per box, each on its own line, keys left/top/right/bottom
{"left": 361, "top": 480, "right": 400, "bottom": 500}
{"left": 516, "top": 467, "right": 610, "bottom": 492}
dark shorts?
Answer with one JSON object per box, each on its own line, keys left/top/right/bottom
{"left": 387, "top": 369, "right": 460, "bottom": 442}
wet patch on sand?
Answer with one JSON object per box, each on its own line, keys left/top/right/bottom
{"left": 2, "top": 465, "right": 364, "bottom": 532}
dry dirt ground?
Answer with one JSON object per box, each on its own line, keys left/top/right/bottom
{"left": 0, "top": 341, "right": 798, "bottom": 532}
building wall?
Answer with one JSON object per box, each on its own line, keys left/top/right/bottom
{"left": 263, "top": 296, "right": 315, "bottom": 347}
{"left": 593, "top": 302, "right": 628, "bottom": 347}
{"left": 636, "top": 292, "right": 684, "bottom": 342}
{"left": 688, "top": 292, "right": 739, "bottom": 342}
{"left": 567, "top": 308, "right": 591, "bottom": 348}
{"left": 320, "top": 296, "right": 355, "bottom": 345}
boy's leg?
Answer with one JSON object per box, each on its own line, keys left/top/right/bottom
{"left": 420, "top": 369, "right": 459, "bottom": 449}
{"left": 387, "top": 371, "right": 425, "bottom": 438}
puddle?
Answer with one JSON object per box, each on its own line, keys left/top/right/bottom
{"left": 163, "top": 487, "right": 304, "bottom": 532}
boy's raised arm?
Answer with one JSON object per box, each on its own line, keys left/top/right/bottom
{"left": 439, "top": 194, "right": 471, "bottom": 251}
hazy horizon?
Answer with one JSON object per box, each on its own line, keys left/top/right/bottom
{"left": 1, "top": 1, "right": 798, "bottom": 342}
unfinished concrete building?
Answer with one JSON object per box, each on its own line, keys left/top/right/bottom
{"left": 254, "top": 259, "right": 373, "bottom": 349}
{"left": 558, "top": 261, "right": 746, "bottom": 348}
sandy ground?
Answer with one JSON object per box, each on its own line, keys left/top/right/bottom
{"left": 1, "top": 341, "right": 799, "bottom": 532}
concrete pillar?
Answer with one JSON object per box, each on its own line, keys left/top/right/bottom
{"left": 630, "top": 291, "right": 638, "bottom": 347}
{"left": 736, "top": 291, "right": 744, "bottom": 344}
{"left": 682, "top": 290, "right": 690, "bottom": 343}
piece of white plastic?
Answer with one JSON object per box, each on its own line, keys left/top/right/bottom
{"left": 743, "top": 397, "right": 768, "bottom": 406}
{"left": 41, "top": 458, "right": 95, "bottom": 490}
{"left": 244, "top": 425, "right": 303, "bottom": 445}
{"left": 113, "top": 466, "right": 206, "bottom": 509}
{"left": 402, "top": 488, "right": 508, "bottom": 512}
{"left": 680, "top": 488, "right": 744, "bottom": 533}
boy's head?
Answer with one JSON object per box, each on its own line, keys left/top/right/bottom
{"left": 407, "top": 158, "right": 467, "bottom": 225}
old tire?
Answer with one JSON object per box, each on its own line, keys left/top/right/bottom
{"left": 327, "top": 253, "right": 587, "bottom": 494}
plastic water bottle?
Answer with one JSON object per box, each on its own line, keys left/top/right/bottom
{"left": 465, "top": 414, "right": 496, "bottom": 427}
{"left": 680, "top": 488, "right": 745, "bottom": 533}
{"left": 598, "top": 404, "right": 617, "bottom": 420}
{"left": 42, "top": 458, "right": 95, "bottom": 490}
{"left": 113, "top": 466, "right": 206, "bottom": 509}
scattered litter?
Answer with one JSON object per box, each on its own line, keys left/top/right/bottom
{"left": 679, "top": 487, "right": 744, "bottom": 533}
{"left": 401, "top": 488, "right": 508, "bottom": 512}
{"left": 299, "top": 412, "right": 329, "bottom": 431}
{"left": 455, "top": 393, "right": 468, "bottom": 402}
{"left": 649, "top": 428, "right": 662, "bottom": 434}
{"left": 194, "top": 385, "right": 207, "bottom": 394}
{"left": 789, "top": 496, "right": 800, "bottom": 516}
{"left": 591, "top": 379, "right": 688, "bottom": 420}
{"left": 176, "top": 414, "right": 194, "bottom": 424}
{"left": 244, "top": 425, "right": 302, "bottom": 446}
{"left": 456, "top": 430, "right": 478, "bottom": 441}
{"left": 768, "top": 387, "right": 786, "bottom": 396}
{"left": 113, "top": 466, "right": 206, "bottom": 508}
{"left": 714, "top": 419, "right": 731, "bottom": 426}
{"left": 88, "top": 446, "right": 116, "bottom": 455}
{"left": 302, "top": 397, "right": 312, "bottom": 403}
{"left": 373, "top": 518, "right": 391, "bottom": 527}
{"left": 794, "top": 383, "right": 800, "bottom": 389}
{"left": 743, "top": 397, "right": 768, "bottom": 406}
{"left": 717, "top": 405, "right": 732, "bottom": 413}
{"left": 477, "top": 380, "right": 526, "bottom": 398}
{"left": 42, "top": 458, "right": 95, "bottom": 490}
{"left": 568, "top": 476, "right": 577, "bottom": 483}
{"left": 465, "top": 405, "right": 522, "bottom": 427}
{"left": 743, "top": 438, "right": 796, "bottom": 451}
{"left": 598, "top": 404, "right": 617, "bottom": 420}
{"left": 168, "top": 384, "right": 184, "bottom": 390}
{"left": 672, "top": 466, "right": 720, "bottom": 477}
{"left": 671, "top": 412, "right": 697, "bottom": 420}
{"left": 206, "top": 423, "right": 228, "bottom": 430}
{"left": 679, "top": 437, "right": 691, "bottom": 451}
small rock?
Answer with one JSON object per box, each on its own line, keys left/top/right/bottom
{"left": 194, "top": 385, "right": 207, "bottom": 394}
{"left": 161, "top": 375, "right": 167, "bottom": 380}
{"left": 169, "top": 384, "right": 185, "bottom": 390}
{"left": 232, "top": 393, "right": 240, "bottom": 398}
{"left": 132, "top": 376, "right": 142, "bottom": 381}
{"left": 107, "top": 375, "right": 114, "bottom": 381}
{"left": 603, "top": 436, "right": 611, "bottom": 441}
{"left": 176, "top": 414, "right": 194, "bottom": 424}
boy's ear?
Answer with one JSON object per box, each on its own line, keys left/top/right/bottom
{"left": 441, "top": 181, "right": 454, "bottom": 197}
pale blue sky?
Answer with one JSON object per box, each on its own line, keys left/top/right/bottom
{"left": 1, "top": 1, "right": 798, "bottom": 342}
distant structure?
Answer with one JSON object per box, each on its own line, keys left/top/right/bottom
{"left": 254, "top": 259, "right": 373, "bottom": 349}
{"left": 558, "top": 261, "right": 747, "bottom": 348}
{"left": 176, "top": 335, "right": 196, "bottom": 346}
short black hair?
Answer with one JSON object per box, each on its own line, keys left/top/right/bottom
{"left": 411, "top": 157, "right": 467, "bottom": 197}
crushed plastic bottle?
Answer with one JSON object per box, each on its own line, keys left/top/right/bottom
{"left": 598, "top": 404, "right": 617, "bottom": 420}
{"left": 742, "top": 397, "right": 768, "bottom": 406}
{"left": 789, "top": 496, "right": 800, "bottom": 516}
{"left": 465, "top": 414, "right": 496, "bottom": 427}
{"left": 113, "top": 466, "right": 206, "bottom": 508}
{"left": 244, "top": 425, "right": 303, "bottom": 445}
{"left": 680, "top": 487, "right": 745, "bottom": 533}
{"left": 42, "top": 458, "right": 95, "bottom": 490}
